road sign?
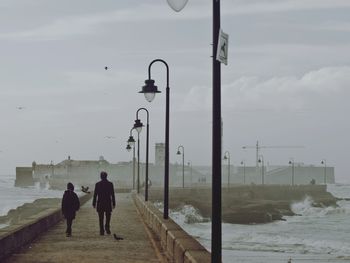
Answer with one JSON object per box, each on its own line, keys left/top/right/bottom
{"left": 216, "top": 29, "right": 229, "bottom": 65}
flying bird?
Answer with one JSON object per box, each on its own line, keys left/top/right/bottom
{"left": 105, "top": 136, "right": 116, "bottom": 139}
{"left": 16, "top": 106, "right": 26, "bottom": 110}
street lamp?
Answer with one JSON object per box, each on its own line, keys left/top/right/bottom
{"left": 134, "top": 108, "right": 150, "bottom": 201}
{"left": 176, "top": 145, "right": 185, "bottom": 188}
{"left": 127, "top": 128, "right": 136, "bottom": 190}
{"left": 240, "top": 160, "right": 246, "bottom": 184}
{"left": 139, "top": 59, "right": 170, "bottom": 219}
{"left": 223, "top": 151, "right": 230, "bottom": 187}
{"left": 165, "top": 1, "right": 223, "bottom": 260}
{"left": 258, "top": 155, "right": 264, "bottom": 185}
{"left": 289, "top": 158, "right": 295, "bottom": 186}
{"left": 321, "top": 159, "right": 327, "bottom": 184}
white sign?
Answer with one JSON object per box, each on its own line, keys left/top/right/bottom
{"left": 216, "top": 29, "right": 229, "bottom": 65}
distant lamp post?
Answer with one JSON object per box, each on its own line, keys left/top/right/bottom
{"left": 288, "top": 158, "right": 295, "bottom": 186}
{"left": 258, "top": 155, "right": 264, "bottom": 185}
{"left": 134, "top": 107, "right": 150, "bottom": 201}
{"left": 321, "top": 159, "right": 327, "bottom": 184}
{"left": 50, "top": 160, "right": 54, "bottom": 177}
{"left": 240, "top": 160, "right": 246, "bottom": 184}
{"left": 139, "top": 59, "right": 170, "bottom": 219}
{"left": 127, "top": 128, "right": 136, "bottom": 190}
{"left": 223, "top": 151, "right": 230, "bottom": 187}
{"left": 176, "top": 145, "right": 185, "bottom": 188}
{"left": 188, "top": 161, "right": 193, "bottom": 186}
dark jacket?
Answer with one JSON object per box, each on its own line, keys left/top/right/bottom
{"left": 92, "top": 179, "right": 116, "bottom": 212}
{"left": 61, "top": 190, "right": 80, "bottom": 219}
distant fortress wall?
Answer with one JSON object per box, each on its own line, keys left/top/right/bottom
{"left": 15, "top": 167, "right": 34, "bottom": 187}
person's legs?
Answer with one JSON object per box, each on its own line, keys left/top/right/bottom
{"left": 66, "top": 218, "right": 73, "bottom": 236}
{"left": 105, "top": 212, "right": 111, "bottom": 234}
{"left": 98, "top": 211, "right": 105, "bottom": 235}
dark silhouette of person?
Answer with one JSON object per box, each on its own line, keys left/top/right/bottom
{"left": 92, "top": 171, "right": 116, "bottom": 235}
{"left": 61, "top": 182, "right": 80, "bottom": 237}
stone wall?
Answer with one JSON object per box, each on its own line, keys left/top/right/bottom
{"left": 133, "top": 194, "right": 211, "bottom": 263}
{"left": 0, "top": 194, "right": 92, "bottom": 261}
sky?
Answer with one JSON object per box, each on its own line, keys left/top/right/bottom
{"left": 0, "top": 0, "right": 350, "bottom": 183}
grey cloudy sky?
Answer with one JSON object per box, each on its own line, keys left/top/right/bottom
{"left": 1, "top": 0, "right": 350, "bottom": 183}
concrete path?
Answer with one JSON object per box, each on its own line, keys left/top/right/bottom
{"left": 4, "top": 193, "right": 164, "bottom": 263}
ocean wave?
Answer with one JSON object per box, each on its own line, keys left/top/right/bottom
{"left": 221, "top": 224, "right": 350, "bottom": 255}
{"left": 291, "top": 196, "right": 350, "bottom": 217}
{"left": 170, "top": 205, "right": 209, "bottom": 224}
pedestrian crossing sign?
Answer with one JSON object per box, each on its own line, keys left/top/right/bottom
{"left": 216, "top": 29, "right": 229, "bottom": 65}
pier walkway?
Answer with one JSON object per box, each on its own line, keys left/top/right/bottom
{"left": 4, "top": 193, "right": 165, "bottom": 263}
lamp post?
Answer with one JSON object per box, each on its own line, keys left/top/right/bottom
{"left": 321, "top": 159, "right": 327, "bottom": 184}
{"left": 134, "top": 108, "right": 150, "bottom": 201}
{"left": 188, "top": 161, "right": 193, "bottom": 186}
{"left": 258, "top": 155, "right": 264, "bottom": 185}
{"left": 223, "top": 151, "right": 230, "bottom": 187}
{"left": 177, "top": 145, "right": 185, "bottom": 188}
{"left": 289, "top": 158, "right": 295, "bottom": 186}
{"left": 240, "top": 160, "right": 246, "bottom": 184}
{"left": 166, "top": 0, "right": 223, "bottom": 260}
{"left": 50, "top": 160, "right": 54, "bottom": 177}
{"left": 127, "top": 128, "right": 136, "bottom": 190}
{"left": 139, "top": 59, "right": 170, "bottom": 219}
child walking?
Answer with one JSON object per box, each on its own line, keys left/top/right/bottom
{"left": 61, "top": 182, "right": 80, "bottom": 237}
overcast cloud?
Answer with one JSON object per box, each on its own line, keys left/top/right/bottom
{"left": 0, "top": 0, "right": 350, "bottom": 183}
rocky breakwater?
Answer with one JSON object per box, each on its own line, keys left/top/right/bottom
{"left": 0, "top": 198, "right": 61, "bottom": 226}
{"left": 148, "top": 185, "right": 337, "bottom": 224}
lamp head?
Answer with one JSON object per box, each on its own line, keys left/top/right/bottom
{"left": 127, "top": 135, "right": 135, "bottom": 146}
{"left": 133, "top": 119, "right": 143, "bottom": 134}
{"left": 176, "top": 150, "right": 181, "bottom": 155}
{"left": 289, "top": 160, "right": 292, "bottom": 165}
{"left": 223, "top": 155, "right": 228, "bottom": 160}
{"left": 139, "top": 79, "right": 161, "bottom": 102}
{"left": 126, "top": 144, "right": 132, "bottom": 152}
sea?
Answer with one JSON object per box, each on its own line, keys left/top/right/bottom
{"left": 169, "top": 184, "right": 350, "bottom": 263}
{"left": 1, "top": 175, "right": 349, "bottom": 262}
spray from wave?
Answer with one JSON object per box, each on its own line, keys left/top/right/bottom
{"left": 291, "top": 196, "right": 350, "bottom": 217}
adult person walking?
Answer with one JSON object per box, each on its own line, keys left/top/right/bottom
{"left": 92, "top": 171, "right": 116, "bottom": 235}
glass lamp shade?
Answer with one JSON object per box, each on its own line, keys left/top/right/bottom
{"left": 126, "top": 144, "right": 132, "bottom": 152}
{"left": 144, "top": 93, "right": 156, "bottom": 102}
{"left": 127, "top": 136, "right": 135, "bottom": 146}
{"left": 139, "top": 79, "right": 161, "bottom": 103}
{"left": 134, "top": 119, "right": 143, "bottom": 134}
{"left": 167, "top": 0, "right": 188, "bottom": 12}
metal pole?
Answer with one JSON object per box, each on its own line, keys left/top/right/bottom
{"left": 146, "top": 121, "right": 149, "bottom": 200}
{"left": 136, "top": 108, "right": 150, "bottom": 201}
{"left": 147, "top": 59, "right": 170, "bottom": 219}
{"left": 182, "top": 148, "right": 185, "bottom": 188}
{"left": 137, "top": 133, "right": 140, "bottom": 194}
{"left": 212, "top": 0, "right": 222, "bottom": 261}
{"left": 292, "top": 162, "right": 295, "bottom": 186}
{"left": 228, "top": 155, "right": 230, "bottom": 187}
{"left": 133, "top": 146, "right": 135, "bottom": 190}
{"left": 243, "top": 163, "right": 246, "bottom": 184}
